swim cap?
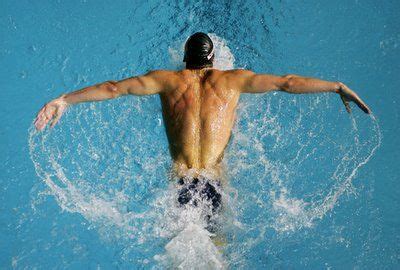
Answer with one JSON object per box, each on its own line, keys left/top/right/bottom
{"left": 183, "top": 32, "right": 214, "bottom": 69}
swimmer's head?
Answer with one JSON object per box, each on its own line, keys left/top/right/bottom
{"left": 183, "top": 32, "right": 214, "bottom": 69}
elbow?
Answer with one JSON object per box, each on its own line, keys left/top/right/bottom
{"left": 103, "top": 81, "right": 120, "bottom": 98}
{"left": 281, "top": 74, "right": 297, "bottom": 91}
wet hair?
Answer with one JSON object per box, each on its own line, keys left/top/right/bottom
{"left": 183, "top": 32, "right": 214, "bottom": 69}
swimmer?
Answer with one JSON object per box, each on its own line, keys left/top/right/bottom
{"left": 34, "top": 32, "right": 371, "bottom": 228}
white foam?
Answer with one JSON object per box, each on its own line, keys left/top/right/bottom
{"left": 208, "top": 33, "right": 235, "bottom": 70}
{"left": 155, "top": 223, "right": 226, "bottom": 269}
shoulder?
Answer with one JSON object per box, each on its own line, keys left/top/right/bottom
{"left": 202, "top": 69, "right": 255, "bottom": 83}
{"left": 193, "top": 69, "right": 255, "bottom": 93}
{"left": 219, "top": 69, "right": 256, "bottom": 86}
{"left": 145, "top": 69, "right": 180, "bottom": 79}
{"left": 144, "top": 70, "right": 182, "bottom": 88}
{"left": 124, "top": 70, "right": 181, "bottom": 94}
{"left": 218, "top": 69, "right": 256, "bottom": 89}
{"left": 223, "top": 69, "right": 255, "bottom": 77}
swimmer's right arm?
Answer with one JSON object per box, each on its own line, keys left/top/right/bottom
{"left": 234, "top": 70, "right": 371, "bottom": 114}
{"left": 35, "top": 70, "right": 176, "bottom": 130}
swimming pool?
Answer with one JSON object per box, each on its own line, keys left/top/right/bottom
{"left": 1, "top": 0, "right": 399, "bottom": 268}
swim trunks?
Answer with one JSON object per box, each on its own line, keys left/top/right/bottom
{"left": 177, "top": 177, "right": 222, "bottom": 213}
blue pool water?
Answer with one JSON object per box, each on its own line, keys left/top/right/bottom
{"left": 1, "top": 0, "right": 399, "bottom": 268}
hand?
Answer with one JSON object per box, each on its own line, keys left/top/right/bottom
{"left": 338, "top": 83, "right": 371, "bottom": 114}
{"left": 34, "top": 96, "right": 68, "bottom": 131}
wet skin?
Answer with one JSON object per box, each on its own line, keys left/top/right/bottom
{"left": 160, "top": 69, "right": 240, "bottom": 173}
{"left": 35, "top": 67, "right": 371, "bottom": 177}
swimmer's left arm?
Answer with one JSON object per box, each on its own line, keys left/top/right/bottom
{"left": 34, "top": 70, "right": 176, "bottom": 131}
{"left": 115, "top": 70, "right": 176, "bottom": 96}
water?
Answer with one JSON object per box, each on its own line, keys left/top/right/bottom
{"left": 1, "top": 0, "right": 399, "bottom": 269}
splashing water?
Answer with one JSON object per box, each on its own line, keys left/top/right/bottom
{"left": 28, "top": 34, "right": 381, "bottom": 267}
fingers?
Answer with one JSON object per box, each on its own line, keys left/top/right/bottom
{"left": 50, "top": 111, "right": 63, "bottom": 128}
{"left": 34, "top": 110, "right": 46, "bottom": 130}
{"left": 353, "top": 96, "right": 371, "bottom": 114}
{"left": 34, "top": 105, "right": 55, "bottom": 131}
{"left": 339, "top": 85, "right": 371, "bottom": 114}
{"left": 34, "top": 107, "right": 45, "bottom": 125}
{"left": 340, "top": 95, "right": 352, "bottom": 114}
{"left": 35, "top": 113, "right": 50, "bottom": 131}
{"left": 34, "top": 117, "right": 46, "bottom": 131}
{"left": 34, "top": 98, "right": 68, "bottom": 131}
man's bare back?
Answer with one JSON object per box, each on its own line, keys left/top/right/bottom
{"left": 160, "top": 69, "right": 240, "bottom": 174}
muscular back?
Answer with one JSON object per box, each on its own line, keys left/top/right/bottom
{"left": 159, "top": 69, "right": 241, "bottom": 172}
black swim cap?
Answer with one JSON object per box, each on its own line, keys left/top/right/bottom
{"left": 183, "top": 32, "right": 214, "bottom": 69}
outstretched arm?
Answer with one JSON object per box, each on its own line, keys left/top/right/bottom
{"left": 234, "top": 70, "right": 371, "bottom": 114}
{"left": 34, "top": 70, "right": 175, "bottom": 130}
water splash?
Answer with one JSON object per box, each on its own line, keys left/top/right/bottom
{"left": 227, "top": 96, "right": 382, "bottom": 235}
{"left": 28, "top": 33, "right": 381, "bottom": 268}
{"left": 155, "top": 223, "right": 226, "bottom": 269}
